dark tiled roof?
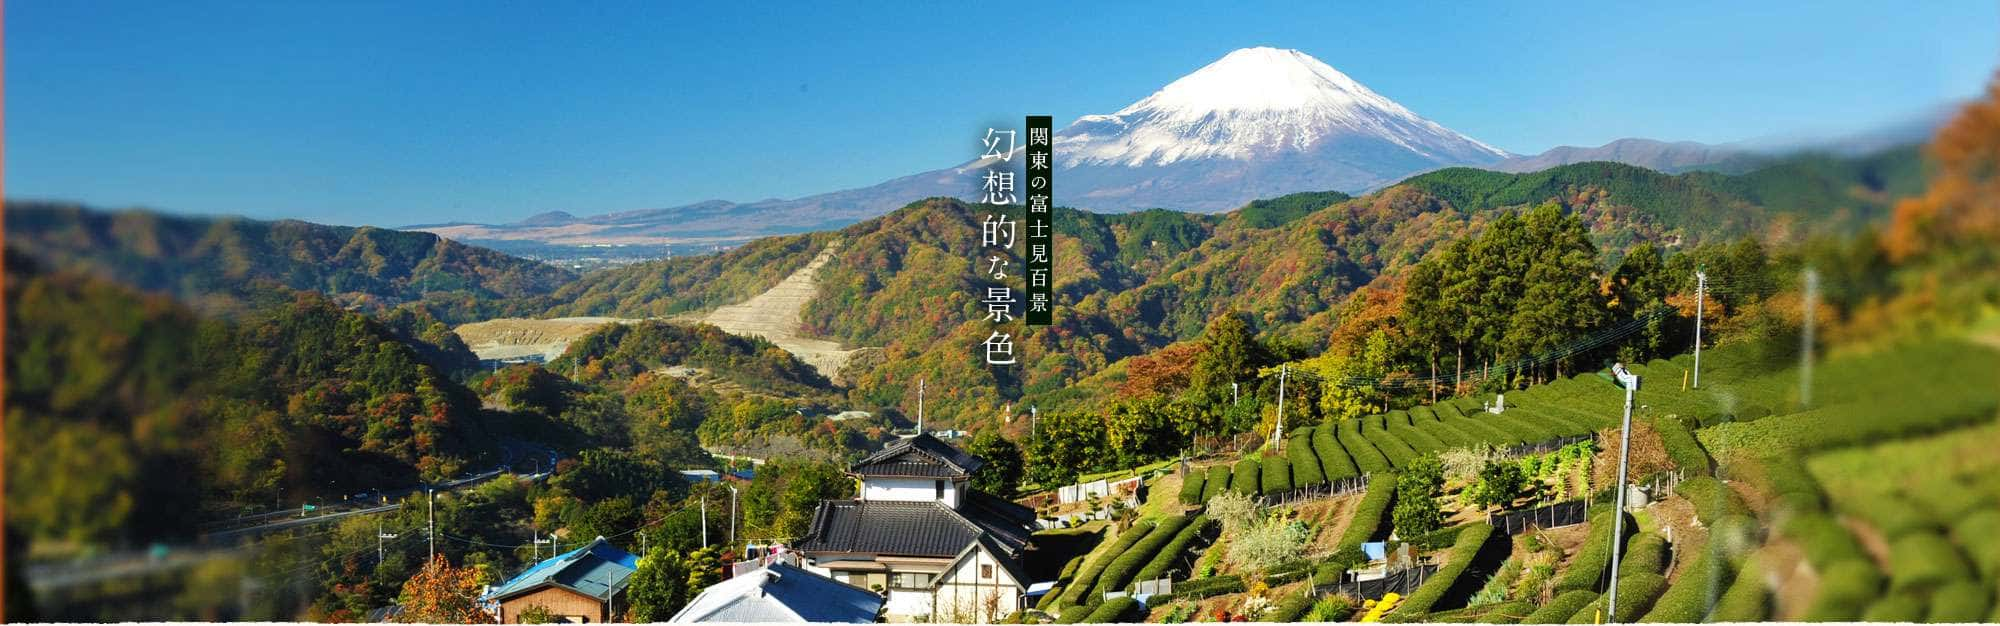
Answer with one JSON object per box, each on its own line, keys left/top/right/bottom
{"left": 851, "top": 434, "right": 984, "bottom": 478}
{"left": 795, "top": 495, "right": 1034, "bottom": 559}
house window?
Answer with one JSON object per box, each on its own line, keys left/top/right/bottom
{"left": 934, "top": 480, "right": 945, "bottom": 501}
{"left": 893, "top": 572, "right": 932, "bottom": 589}
{"left": 981, "top": 564, "right": 994, "bottom": 579}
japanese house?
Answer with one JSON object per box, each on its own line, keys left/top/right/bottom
{"left": 795, "top": 434, "right": 1037, "bottom": 622}
{"left": 482, "top": 536, "right": 639, "bottom": 623}
{"left": 669, "top": 561, "right": 885, "bottom": 623}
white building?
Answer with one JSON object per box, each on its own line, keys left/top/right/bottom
{"left": 795, "top": 434, "right": 1037, "bottom": 623}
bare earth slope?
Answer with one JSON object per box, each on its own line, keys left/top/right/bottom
{"left": 454, "top": 240, "right": 869, "bottom": 384}
{"left": 697, "top": 240, "right": 867, "bottom": 382}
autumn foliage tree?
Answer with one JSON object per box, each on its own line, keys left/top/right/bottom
{"left": 1885, "top": 73, "right": 2000, "bottom": 263}
{"left": 396, "top": 555, "right": 493, "bottom": 624}
{"left": 1591, "top": 420, "right": 1673, "bottom": 491}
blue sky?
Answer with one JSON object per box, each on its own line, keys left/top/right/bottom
{"left": 8, "top": 1, "right": 1997, "bottom": 227}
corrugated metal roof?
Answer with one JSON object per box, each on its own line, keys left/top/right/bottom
{"left": 483, "top": 536, "right": 639, "bottom": 603}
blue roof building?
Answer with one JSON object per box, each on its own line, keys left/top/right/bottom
{"left": 484, "top": 536, "right": 639, "bottom": 623}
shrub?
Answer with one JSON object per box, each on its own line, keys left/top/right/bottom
{"left": 1800, "top": 559, "right": 1881, "bottom": 622}
{"left": 1781, "top": 511, "right": 1868, "bottom": 569}
{"left": 1887, "top": 532, "right": 1972, "bottom": 593}
{"left": 1616, "top": 533, "right": 1669, "bottom": 577}
{"left": 1647, "top": 416, "right": 1712, "bottom": 475}
{"left": 1054, "top": 521, "right": 1156, "bottom": 608}
{"left": 1200, "top": 465, "right": 1230, "bottom": 503}
{"left": 1705, "top": 514, "right": 1763, "bottom": 564}
{"left": 1054, "top": 604, "right": 1092, "bottom": 624}
{"left": 1224, "top": 519, "right": 1310, "bottom": 574}
{"left": 1313, "top": 422, "right": 1359, "bottom": 480}
{"left": 1673, "top": 476, "right": 1749, "bottom": 525}
{"left": 1392, "top": 456, "right": 1445, "bottom": 538}
{"left": 1338, "top": 418, "right": 1394, "bottom": 474}
{"left": 1177, "top": 469, "right": 1206, "bottom": 505}
{"left": 1847, "top": 492, "right": 1938, "bottom": 540}
{"left": 1553, "top": 509, "right": 1632, "bottom": 593}
{"left": 1260, "top": 453, "right": 1292, "bottom": 495}
{"left": 1363, "top": 416, "right": 1420, "bottom": 467}
{"left": 1521, "top": 590, "right": 1597, "bottom": 624}
{"left": 1207, "top": 490, "right": 1257, "bottom": 533}
{"left": 1306, "top": 596, "right": 1356, "bottom": 622}
{"left": 1287, "top": 437, "right": 1326, "bottom": 487}
{"left": 1951, "top": 509, "right": 2000, "bottom": 579}
{"left": 1266, "top": 590, "right": 1315, "bottom": 622}
{"left": 1339, "top": 473, "right": 1398, "bottom": 552}
{"left": 1704, "top": 558, "right": 1769, "bottom": 621}
{"left": 1395, "top": 523, "right": 1496, "bottom": 616}
{"left": 1563, "top": 572, "right": 1666, "bottom": 624}
{"left": 1230, "top": 458, "right": 1261, "bottom": 496}
{"left": 1638, "top": 549, "right": 1732, "bottom": 623}
{"left": 1928, "top": 581, "right": 1993, "bottom": 623}
{"left": 1133, "top": 515, "right": 1212, "bottom": 584}
{"left": 1858, "top": 592, "right": 1926, "bottom": 622}
{"left": 1161, "top": 575, "right": 1242, "bottom": 600}
{"left": 1091, "top": 515, "right": 1192, "bottom": 597}
{"left": 1081, "top": 596, "right": 1138, "bottom": 623}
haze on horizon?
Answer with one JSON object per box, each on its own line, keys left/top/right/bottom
{"left": 6, "top": 1, "right": 1997, "bottom": 227}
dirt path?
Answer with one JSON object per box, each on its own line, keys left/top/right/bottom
{"left": 697, "top": 239, "right": 870, "bottom": 384}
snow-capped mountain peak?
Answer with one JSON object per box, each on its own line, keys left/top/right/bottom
{"left": 1061, "top": 47, "right": 1510, "bottom": 169}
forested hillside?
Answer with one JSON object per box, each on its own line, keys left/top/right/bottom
{"left": 4, "top": 202, "right": 574, "bottom": 323}
{"left": 520, "top": 148, "right": 1927, "bottom": 430}
{"left": 3, "top": 254, "right": 499, "bottom": 545}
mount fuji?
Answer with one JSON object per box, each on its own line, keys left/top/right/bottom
{"left": 420, "top": 47, "right": 1514, "bottom": 245}
{"left": 1050, "top": 46, "right": 1510, "bottom": 211}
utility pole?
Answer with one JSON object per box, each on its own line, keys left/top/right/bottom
{"left": 426, "top": 486, "right": 436, "bottom": 562}
{"left": 728, "top": 485, "right": 739, "bottom": 546}
{"left": 533, "top": 530, "right": 551, "bottom": 560}
{"left": 640, "top": 531, "right": 648, "bottom": 556}
{"left": 916, "top": 377, "right": 926, "bottom": 436}
{"left": 701, "top": 496, "right": 709, "bottom": 549}
{"left": 1801, "top": 268, "right": 1819, "bottom": 408}
{"left": 1693, "top": 269, "right": 1706, "bottom": 389}
{"left": 1231, "top": 382, "right": 1239, "bottom": 406}
{"left": 377, "top": 519, "right": 398, "bottom": 563}
{"left": 1607, "top": 363, "right": 1641, "bottom": 622}
{"left": 1273, "top": 365, "right": 1288, "bottom": 451}
{"left": 1029, "top": 405, "right": 1038, "bottom": 439}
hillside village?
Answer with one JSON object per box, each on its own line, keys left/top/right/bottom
{"left": 8, "top": 21, "right": 2000, "bottom": 625}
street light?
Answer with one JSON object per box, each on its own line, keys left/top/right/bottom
{"left": 1605, "top": 363, "right": 1640, "bottom": 622}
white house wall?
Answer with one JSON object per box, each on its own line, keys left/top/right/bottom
{"left": 861, "top": 477, "right": 961, "bottom": 508}
{"left": 933, "top": 546, "right": 1023, "bottom": 623}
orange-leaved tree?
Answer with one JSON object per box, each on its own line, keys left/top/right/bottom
{"left": 396, "top": 555, "right": 494, "bottom": 624}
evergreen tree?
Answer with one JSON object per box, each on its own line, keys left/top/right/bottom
{"left": 626, "top": 545, "right": 693, "bottom": 622}
{"left": 1392, "top": 456, "right": 1444, "bottom": 538}
{"left": 966, "top": 430, "right": 1025, "bottom": 497}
